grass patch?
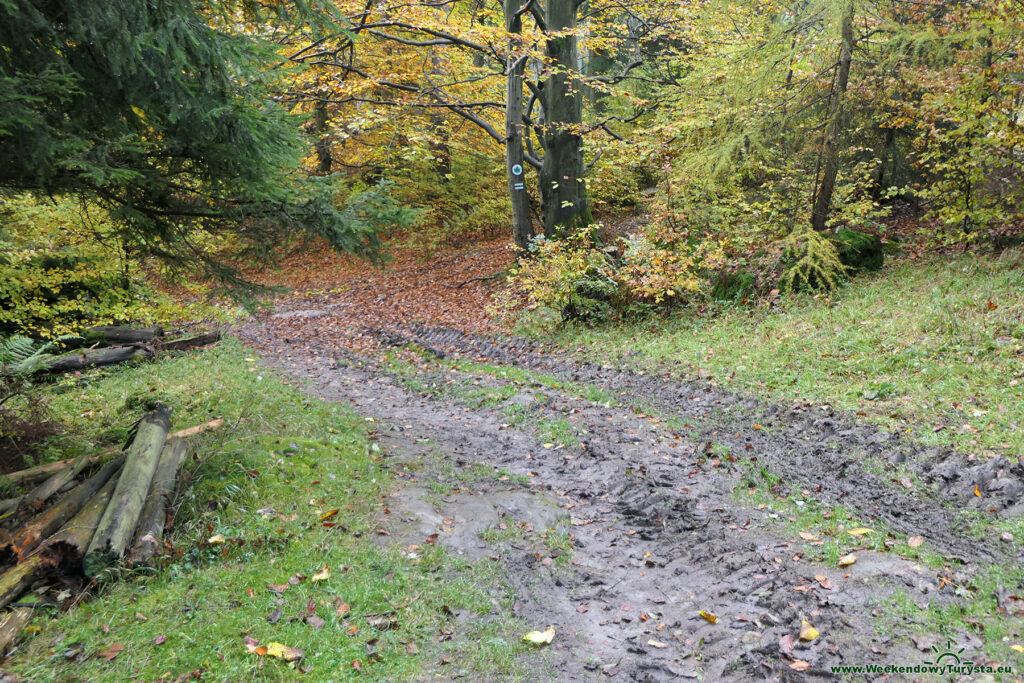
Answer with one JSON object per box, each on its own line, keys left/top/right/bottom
{"left": 545, "top": 252, "right": 1024, "bottom": 455}
{"left": 6, "top": 341, "right": 526, "bottom": 681}
{"left": 880, "top": 563, "right": 1024, "bottom": 673}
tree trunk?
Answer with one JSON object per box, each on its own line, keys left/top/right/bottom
{"left": 129, "top": 439, "right": 186, "bottom": 566}
{"left": 84, "top": 405, "right": 171, "bottom": 579}
{"left": 810, "top": 0, "right": 855, "bottom": 232}
{"left": 313, "top": 100, "right": 332, "bottom": 175}
{"left": 539, "top": 0, "right": 590, "bottom": 236}
{"left": 6, "top": 455, "right": 124, "bottom": 560}
{"left": 505, "top": 2, "right": 535, "bottom": 251}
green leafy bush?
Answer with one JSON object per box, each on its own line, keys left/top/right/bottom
{"left": 0, "top": 195, "right": 199, "bottom": 336}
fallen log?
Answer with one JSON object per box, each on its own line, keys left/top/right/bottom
{"left": 38, "top": 345, "right": 154, "bottom": 375}
{"left": 159, "top": 332, "right": 221, "bottom": 352}
{"left": 168, "top": 419, "right": 223, "bottom": 441}
{"left": 129, "top": 439, "right": 187, "bottom": 566}
{"left": 14, "top": 453, "right": 93, "bottom": 518}
{"left": 0, "top": 474, "right": 121, "bottom": 611}
{"left": 0, "top": 606, "right": 32, "bottom": 656}
{"left": 0, "top": 557, "right": 42, "bottom": 612}
{"left": 38, "top": 474, "right": 119, "bottom": 572}
{"left": 84, "top": 405, "right": 171, "bottom": 579}
{"left": 2, "top": 456, "right": 103, "bottom": 488}
{"left": 0, "top": 453, "right": 92, "bottom": 520}
{"left": 6, "top": 455, "right": 125, "bottom": 560}
{"left": 82, "top": 326, "right": 163, "bottom": 345}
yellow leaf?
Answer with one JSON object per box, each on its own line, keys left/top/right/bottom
{"left": 974, "top": 485, "right": 982, "bottom": 497}
{"left": 523, "top": 625, "right": 555, "bottom": 645}
{"left": 1011, "top": 645, "right": 1024, "bottom": 653}
{"left": 265, "top": 642, "right": 303, "bottom": 661}
{"left": 319, "top": 509, "right": 339, "bottom": 522}
{"left": 131, "top": 106, "right": 147, "bottom": 121}
{"left": 838, "top": 553, "right": 857, "bottom": 567}
{"left": 847, "top": 528, "right": 873, "bottom": 536}
{"left": 698, "top": 610, "right": 718, "bottom": 624}
{"left": 543, "top": 443, "right": 554, "bottom": 448}
{"left": 799, "top": 620, "right": 819, "bottom": 642}
{"left": 311, "top": 565, "right": 331, "bottom": 582}
{"left": 208, "top": 534, "right": 226, "bottom": 545}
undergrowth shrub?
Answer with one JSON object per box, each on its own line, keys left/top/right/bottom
{"left": 0, "top": 195, "right": 200, "bottom": 336}
{"left": 778, "top": 225, "right": 850, "bottom": 292}
{"left": 506, "top": 224, "right": 728, "bottom": 323}
{"left": 508, "top": 228, "right": 620, "bottom": 322}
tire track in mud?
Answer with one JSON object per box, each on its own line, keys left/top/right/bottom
{"left": 383, "top": 325, "right": 1024, "bottom": 565}
{"left": 240, "top": 320, "right": 1024, "bottom": 681}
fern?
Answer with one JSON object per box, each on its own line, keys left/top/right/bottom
{"left": 0, "top": 334, "right": 81, "bottom": 375}
{"left": 779, "top": 226, "right": 850, "bottom": 292}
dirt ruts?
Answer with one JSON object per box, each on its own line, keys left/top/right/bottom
{"left": 240, "top": 319, "right": 1023, "bottom": 681}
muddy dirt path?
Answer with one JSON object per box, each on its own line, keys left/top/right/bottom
{"left": 240, "top": 318, "right": 1023, "bottom": 681}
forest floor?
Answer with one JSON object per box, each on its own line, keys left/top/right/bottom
{"left": 235, "top": 242, "right": 1024, "bottom": 681}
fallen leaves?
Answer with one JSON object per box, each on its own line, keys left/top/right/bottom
{"left": 698, "top": 610, "right": 718, "bottom": 624}
{"left": 207, "top": 533, "right": 226, "bottom": 545}
{"left": 245, "top": 636, "right": 303, "bottom": 661}
{"left": 99, "top": 643, "right": 124, "bottom": 661}
{"left": 789, "top": 659, "right": 811, "bottom": 671}
{"left": 523, "top": 625, "right": 555, "bottom": 645}
{"left": 311, "top": 565, "right": 331, "bottom": 582}
{"left": 846, "top": 528, "right": 873, "bottom": 536}
{"left": 908, "top": 535, "right": 924, "bottom": 548}
{"left": 838, "top": 554, "right": 857, "bottom": 567}
{"left": 799, "top": 620, "right": 819, "bottom": 642}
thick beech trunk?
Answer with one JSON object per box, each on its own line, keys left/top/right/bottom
{"left": 129, "top": 439, "right": 186, "bottom": 566}
{"left": 84, "top": 405, "right": 171, "bottom": 578}
{"left": 505, "top": 1, "right": 535, "bottom": 251}
{"left": 811, "top": 1, "right": 855, "bottom": 232}
{"left": 6, "top": 455, "right": 124, "bottom": 559}
{"left": 539, "top": 0, "right": 589, "bottom": 236}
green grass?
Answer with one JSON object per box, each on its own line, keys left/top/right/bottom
{"left": 546, "top": 251, "right": 1024, "bottom": 455}
{"left": 880, "top": 563, "right": 1024, "bottom": 673}
{"left": 7, "top": 342, "right": 527, "bottom": 681}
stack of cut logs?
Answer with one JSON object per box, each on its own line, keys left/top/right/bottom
{"left": 0, "top": 326, "right": 223, "bottom": 656}
{"left": 0, "top": 407, "right": 225, "bottom": 656}
{"left": 22, "top": 325, "right": 221, "bottom": 375}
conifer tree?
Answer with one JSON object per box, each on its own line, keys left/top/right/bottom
{"left": 0, "top": 0, "right": 387, "bottom": 286}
